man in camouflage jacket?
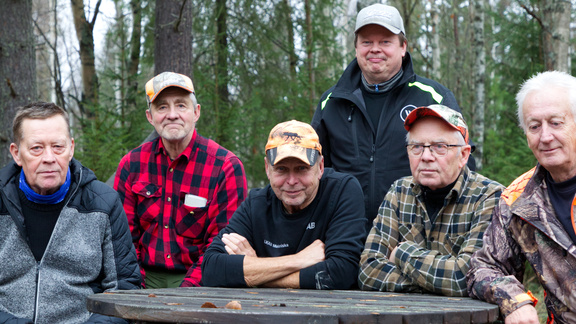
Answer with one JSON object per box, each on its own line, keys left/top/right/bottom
{"left": 467, "top": 71, "right": 576, "bottom": 324}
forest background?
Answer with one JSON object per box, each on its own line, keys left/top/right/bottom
{"left": 1, "top": 0, "right": 574, "bottom": 321}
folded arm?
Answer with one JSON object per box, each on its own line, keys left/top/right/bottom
{"left": 224, "top": 233, "right": 325, "bottom": 288}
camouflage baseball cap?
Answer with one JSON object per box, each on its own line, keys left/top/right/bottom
{"left": 145, "top": 72, "right": 195, "bottom": 106}
{"left": 404, "top": 104, "right": 469, "bottom": 144}
{"left": 265, "top": 120, "right": 322, "bottom": 166}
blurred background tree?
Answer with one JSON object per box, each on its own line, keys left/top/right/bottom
{"left": 3, "top": 1, "right": 574, "bottom": 321}
{"left": 4, "top": 0, "right": 575, "bottom": 190}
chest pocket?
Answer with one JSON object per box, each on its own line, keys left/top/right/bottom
{"left": 175, "top": 202, "right": 210, "bottom": 240}
{"left": 132, "top": 181, "right": 162, "bottom": 224}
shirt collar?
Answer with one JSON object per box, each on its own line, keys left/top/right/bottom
{"left": 154, "top": 129, "right": 198, "bottom": 162}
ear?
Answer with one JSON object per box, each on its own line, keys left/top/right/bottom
{"left": 459, "top": 145, "right": 471, "bottom": 169}
{"left": 146, "top": 109, "right": 154, "bottom": 126}
{"left": 317, "top": 156, "right": 325, "bottom": 179}
{"left": 69, "top": 138, "right": 75, "bottom": 161}
{"left": 193, "top": 104, "right": 201, "bottom": 123}
{"left": 264, "top": 156, "right": 272, "bottom": 180}
{"left": 401, "top": 40, "right": 407, "bottom": 57}
{"left": 9, "top": 143, "right": 22, "bottom": 166}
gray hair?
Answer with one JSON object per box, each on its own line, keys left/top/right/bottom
{"left": 516, "top": 71, "right": 576, "bottom": 132}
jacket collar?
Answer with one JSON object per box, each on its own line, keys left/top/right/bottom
{"left": 512, "top": 164, "right": 576, "bottom": 251}
{"left": 332, "top": 51, "right": 416, "bottom": 97}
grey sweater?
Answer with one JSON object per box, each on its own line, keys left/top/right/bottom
{"left": 0, "top": 159, "right": 140, "bottom": 324}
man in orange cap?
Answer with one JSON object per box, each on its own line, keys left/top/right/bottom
{"left": 359, "top": 105, "right": 503, "bottom": 296}
{"left": 202, "top": 120, "right": 366, "bottom": 289}
{"left": 114, "top": 72, "right": 247, "bottom": 288}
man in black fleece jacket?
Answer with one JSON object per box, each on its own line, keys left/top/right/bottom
{"left": 202, "top": 120, "right": 366, "bottom": 289}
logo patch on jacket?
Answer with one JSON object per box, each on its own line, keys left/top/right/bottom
{"left": 399, "top": 105, "right": 417, "bottom": 122}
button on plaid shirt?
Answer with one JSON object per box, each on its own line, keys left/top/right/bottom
{"left": 358, "top": 167, "right": 503, "bottom": 296}
{"left": 114, "top": 130, "right": 247, "bottom": 287}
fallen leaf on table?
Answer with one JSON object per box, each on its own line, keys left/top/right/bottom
{"left": 201, "top": 302, "right": 218, "bottom": 308}
{"left": 148, "top": 294, "right": 157, "bottom": 298}
{"left": 225, "top": 300, "right": 242, "bottom": 310}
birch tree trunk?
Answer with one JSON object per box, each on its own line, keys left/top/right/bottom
{"left": 541, "top": 0, "right": 571, "bottom": 72}
{"left": 471, "top": 0, "right": 485, "bottom": 170}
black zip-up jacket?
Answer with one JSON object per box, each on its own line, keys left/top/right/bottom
{"left": 312, "top": 53, "right": 463, "bottom": 230}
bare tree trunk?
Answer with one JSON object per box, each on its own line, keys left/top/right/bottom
{"left": 154, "top": 0, "right": 193, "bottom": 75}
{"left": 430, "top": 2, "right": 441, "bottom": 79}
{"left": 128, "top": 0, "right": 142, "bottom": 86}
{"left": 70, "top": 0, "right": 101, "bottom": 118}
{"left": 305, "top": 0, "right": 316, "bottom": 118}
{"left": 450, "top": 0, "right": 462, "bottom": 102}
{"left": 282, "top": 0, "right": 297, "bottom": 114}
{"left": 471, "top": 0, "right": 485, "bottom": 170}
{"left": 541, "top": 0, "right": 571, "bottom": 72}
{"left": 214, "top": 0, "right": 230, "bottom": 144}
{"left": 0, "top": 0, "right": 37, "bottom": 165}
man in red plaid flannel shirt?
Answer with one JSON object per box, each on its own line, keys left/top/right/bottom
{"left": 114, "top": 72, "right": 247, "bottom": 288}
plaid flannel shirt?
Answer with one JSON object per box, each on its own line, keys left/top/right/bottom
{"left": 114, "top": 130, "right": 247, "bottom": 287}
{"left": 359, "top": 166, "right": 503, "bottom": 296}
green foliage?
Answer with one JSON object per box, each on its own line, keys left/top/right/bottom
{"left": 188, "top": 0, "right": 348, "bottom": 187}
{"left": 73, "top": 0, "right": 154, "bottom": 181}
{"left": 480, "top": 5, "right": 544, "bottom": 185}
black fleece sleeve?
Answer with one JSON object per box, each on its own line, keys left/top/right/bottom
{"left": 299, "top": 176, "right": 366, "bottom": 289}
{"left": 201, "top": 199, "right": 253, "bottom": 287}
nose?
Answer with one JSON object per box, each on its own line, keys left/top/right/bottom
{"left": 166, "top": 105, "right": 179, "bottom": 119}
{"left": 540, "top": 124, "right": 554, "bottom": 142}
{"left": 420, "top": 146, "right": 435, "bottom": 161}
{"left": 42, "top": 148, "right": 57, "bottom": 162}
{"left": 369, "top": 43, "right": 382, "bottom": 52}
{"left": 285, "top": 171, "right": 299, "bottom": 186}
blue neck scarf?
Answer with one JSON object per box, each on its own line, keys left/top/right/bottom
{"left": 19, "top": 168, "right": 71, "bottom": 204}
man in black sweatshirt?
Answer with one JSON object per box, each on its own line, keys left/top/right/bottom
{"left": 202, "top": 120, "right": 366, "bottom": 289}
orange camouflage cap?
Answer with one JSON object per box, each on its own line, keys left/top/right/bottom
{"left": 265, "top": 120, "right": 322, "bottom": 166}
{"left": 404, "top": 104, "right": 469, "bottom": 144}
{"left": 145, "top": 72, "right": 195, "bottom": 106}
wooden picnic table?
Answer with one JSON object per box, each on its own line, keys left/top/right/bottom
{"left": 87, "top": 287, "right": 501, "bottom": 324}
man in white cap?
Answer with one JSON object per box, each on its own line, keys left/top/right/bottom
{"left": 202, "top": 120, "right": 366, "bottom": 289}
{"left": 312, "top": 4, "right": 471, "bottom": 232}
{"left": 358, "top": 105, "right": 502, "bottom": 297}
{"left": 114, "top": 72, "right": 247, "bottom": 288}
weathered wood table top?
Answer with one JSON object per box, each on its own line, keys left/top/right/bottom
{"left": 87, "top": 287, "right": 500, "bottom": 324}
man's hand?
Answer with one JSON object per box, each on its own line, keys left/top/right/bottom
{"left": 294, "top": 239, "right": 325, "bottom": 269}
{"left": 504, "top": 304, "right": 539, "bottom": 324}
{"left": 222, "top": 233, "right": 256, "bottom": 257}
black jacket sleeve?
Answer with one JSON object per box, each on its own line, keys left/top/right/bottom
{"left": 201, "top": 200, "right": 252, "bottom": 287}
{"left": 299, "top": 176, "right": 366, "bottom": 289}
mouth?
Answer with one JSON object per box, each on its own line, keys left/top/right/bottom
{"left": 283, "top": 189, "right": 303, "bottom": 196}
{"left": 540, "top": 147, "right": 558, "bottom": 153}
{"left": 367, "top": 57, "right": 385, "bottom": 63}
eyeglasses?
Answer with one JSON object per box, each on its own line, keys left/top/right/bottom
{"left": 406, "top": 143, "right": 464, "bottom": 156}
